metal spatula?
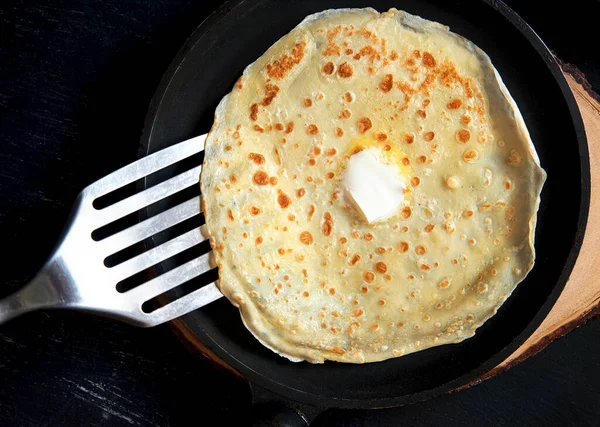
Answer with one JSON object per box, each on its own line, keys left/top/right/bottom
{"left": 0, "top": 134, "right": 224, "bottom": 327}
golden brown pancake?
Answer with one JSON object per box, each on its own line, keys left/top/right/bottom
{"left": 200, "top": 8, "right": 546, "bottom": 363}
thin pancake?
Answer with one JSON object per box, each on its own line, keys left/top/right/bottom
{"left": 200, "top": 8, "right": 546, "bottom": 363}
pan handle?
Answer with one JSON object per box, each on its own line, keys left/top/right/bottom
{"left": 249, "top": 383, "right": 324, "bottom": 426}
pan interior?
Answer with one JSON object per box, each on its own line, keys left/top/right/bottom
{"left": 142, "top": 0, "right": 586, "bottom": 406}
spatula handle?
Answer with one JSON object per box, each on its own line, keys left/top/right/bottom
{"left": 0, "top": 258, "right": 73, "bottom": 325}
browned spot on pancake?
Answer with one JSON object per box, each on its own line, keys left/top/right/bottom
{"left": 225, "top": 145, "right": 232, "bottom": 152}
{"left": 416, "top": 109, "right": 427, "bottom": 119}
{"left": 299, "top": 231, "right": 314, "bottom": 245}
{"left": 447, "top": 98, "right": 462, "bottom": 110}
{"left": 379, "top": 74, "right": 394, "bottom": 92}
{"left": 307, "top": 124, "right": 319, "bottom": 135}
{"left": 235, "top": 75, "right": 243, "bottom": 90}
{"left": 304, "top": 98, "right": 313, "bottom": 107}
{"left": 313, "top": 146, "right": 322, "bottom": 156}
{"left": 344, "top": 92, "right": 353, "bottom": 102}
{"left": 330, "top": 346, "right": 345, "bottom": 355}
{"left": 402, "top": 157, "right": 410, "bottom": 166}
{"left": 296, "top": 188, "right": 306, "bottom": 198}
{"left": 269, "top": 176, "right": 278, "bottom": 185}
{"left": 381, "top": 38, "right": 387, "bottom": 55}
{"left": 505, "top": 180, "right": 512, "bottom": 190}
{"left": 255, "top": 236, "right": 263, "bottom": 245}
{"left": 363, "top": 271, "right": 375, "bottom": 283}
{"left": 390, "top": 50, "right": 399, "bottom": 60}
{"left": 462, "top": 209, "right": 474, "bottom": 218}
{"left": 384, "top": 144, "right": 391, "bottom": 151}
{"left": 267, "top": 41, "right": 306, "bottom": 80}
{"left": 327, "top": 148, "right": 338, "bottom": 156}
{"left": 278, "top": 192, "right": 291, "bottom": 208}
{"left": 322, "top": 61, "right": 335, "bottom": 75}
{"left": 349, "top": 253, "right": 361, "bottom": 266}
{"left": 421, "top": 264, "right": 431, "bottom": 271}
{"left": 400, "top": 206, "right": 412, "bottom": 219}
{"left": 250, "top": 103, "right": 259, "bottom": 121}
{"left": 285, "top": 121, "right": 295, "bottom": 134}
{"left": 417, "top": 155, "right": 427, "bottom": 164}
{"left": 360, "top": 28, "right": 378, "bottom": 41}
{"left": 261, "top": 84, "right": 280, "bottom": 106}
{"left": 248, "top": 152, "right": 265, "bottom": 165}
{"left": 308, "top": 158, "right": 317, "bottom": 166}
{"left": 456, "top": 129, "right": 471, "bottom": 143}
{"left": 250, "top": 206, "right": 261, "bottom": 216}
{"left": 463, "top": 149, "right": 479, "bottom": 163}
{"left": 253, "top": 124, "right": 264, "bottom": 133}
{"left": 438, "top": 279, "right": 450, "bottom": 289}
{"left": 403, "top": 133, "right": 415, "bottom": 144}
{"left": 323, "top": 43, "right": 341, "bottom": 57}
{"left": 375, "top": 262, "right": 387, "bottom": 274}
{"left": 308, "top": 204, "right": 316, "bottom": 219}
{"left": 273, "top": 148, "right": 282, "bottom": 166}
{"left": 423, "top": 131, "right": 435, "bottom": 141}
{"left": 424, "top": 224, "right": 435, "bottom": 233}
{"left": 322, "top": 212, "right": 333, "bottom": 236}
{"left": 326, "top": 172, "right": 335, "bottom": 179}
{"left": 422, "top": 51, "right": 436, "bottom": 68}
{"left": 227, "top": 209, "right": 234, "bottom": 221}
{"left": 410, "top": 176, "right": 420, "bottom": 187}
{"left": 375, "top": 132, "right": 387, "bottom": 141}
{"left": 438, "top": 62, "right": 486, "bottom": 122}
{"left": 275, "top": 123, "right": 284, "bottom": 131}
{"left": 507, "top": 150, "right": 522, "bottom": 166}
{"left": 398, "top": 241, "right": 409, "bottom": 253}
{"left": 358, "top": 45, "right": 380, "bottom": 64}
{"left": 415, "top": 245, "right": 427, "bottom": 255}
{"left": 357, "top": 117, "right": 372, "bottom": 134}
{"left": 462, "top": 115, "right": 472, "bottom": 125}
{"left": 337, "top": 62, "right": 354, "bottom": 78}
{"left": 323, "top": 26, "right": 342, "bottom": 56}
{"left": 335, "top": 127, "right": 344, "bottom": 137}
{"left": 422, "top": 99, "right": 431, "bottom": 107}
{"left": 341, "top": 109, "right": 352, "bottom": 119}
{"left": 479, "top": 203, "right": 492, "bottom": 212}
{"left": 353, "top": 308, "right": 365, "bottom": 317}
{"left": 253, "top": 171, "right": 269, "bottom": 185}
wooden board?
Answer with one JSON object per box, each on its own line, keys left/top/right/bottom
{"left": 171, "top": 66, "right": 600, "bottom": 386}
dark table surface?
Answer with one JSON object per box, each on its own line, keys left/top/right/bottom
{"left": 1, "top": 1, "right": 599, "bottom": 426}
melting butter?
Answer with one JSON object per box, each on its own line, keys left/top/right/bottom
{"left": 342, "top": 147, "right": 407, "bottom": 223}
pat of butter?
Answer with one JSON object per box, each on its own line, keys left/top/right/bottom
{"left": 343, "top": 148, "right": 407, "bottom": 223}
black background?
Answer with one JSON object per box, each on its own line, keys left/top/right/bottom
{"left": 1, "top": 1, "right": 599, "bottom": 426}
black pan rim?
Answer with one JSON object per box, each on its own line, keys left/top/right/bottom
{"left": 140, "top": 0, "right": 591, "bottom": 409}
